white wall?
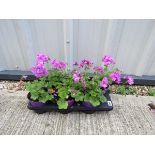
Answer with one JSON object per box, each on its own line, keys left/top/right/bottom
{"left": 0, "top": 19, "right": 65, "bottom": 70}
{"left": 0, "top": 19, "right": 155, "bottom": 76}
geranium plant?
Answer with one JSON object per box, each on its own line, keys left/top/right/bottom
{"left": 26, "top": 53, "right": 134, "bottom": 110}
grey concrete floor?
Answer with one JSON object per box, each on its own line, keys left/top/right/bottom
{"left": 0, "top": 90, "right": 155, "bottom": 135}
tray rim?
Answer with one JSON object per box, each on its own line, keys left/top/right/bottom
{"left": 27, "top": 92, "right": 113, "bottom": 112}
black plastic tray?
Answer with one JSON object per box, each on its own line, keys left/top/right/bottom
{"left": 27, "top": 92, "right": 113, "bottom": 114}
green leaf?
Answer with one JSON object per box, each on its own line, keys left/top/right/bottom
{"left": 100, "top": 95, "right": 107, "bottom": 103}
{"left": 84, "top": 95, "right": 100, "bottom": 107}
{"left": 89, "top": 96, "right": 100, "bottom": 106}
{"left": 57, "top": 100, "right": 68, "bottom": 109}
{"left": 116, "top": 85, "right": 127, "bottom": 95}
{"left": 148, "top": 88, "right": 155, "bottom": 96}
{"left": 58, "top": 88, "right": 69, "bottom": 98}
{"left": 90, "top": 91, "right": 97, "bottom": 97}
{"left": 84, "top": 94, "right": 90, "bottom": 101}
{"left": 91, "top": 100, "right": 100, "bottom": 106}
{"left": 75, "top": 96, "right": 83, "bottom": 102}
{"left": 39, "top": 98, "right": 47, "bottom": 103}
{"left": 45, "top": 94, "right": 53, "bottom": 101}
{"left": 31, "top": 92, "right": 39, "bottom": 100}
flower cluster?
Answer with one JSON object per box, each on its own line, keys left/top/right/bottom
{"left": 31, "top": 53, "right": 134, "bottom": 87}
{"left": 28, "top": 53, "right": 135, "bottom": 109}
{"left": 126, "top": 76, "right": 134, "bottom": 85}
{"left": 102, "top": 55, "right": 115, "bottom": 66}
{"left": 36, "top": 53, "right": 49, "bottom": 64}
{"left": 100, "top": 77, "right": 108, "bottom": 88}
{"left": 110, "top": 71, "right": 121, "bottom": 84}
{"left": 51, "top": 59, "right": 67, "bottom": 70}
{"left": 93, "top": 66, "right": 104, "bottom": 74}
{"left": 73, "top": 71, "right": 81, "bottom": 82}
{"left": 31, "top": 53, "right": 49, "bottom": 78}
{"left": 79, "top": 59, "right": 93, "bottom": 68}
{"left": 31, "top": 63, "right": 48, "bottom": 78}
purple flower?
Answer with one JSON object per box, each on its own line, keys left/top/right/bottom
{"left": 126, "top": 76, "right": 134, "bottom": 85}
{"left": 100, "top": 77, "right": 108, "bottom": 88}
{"left": 51, "top": 59, "right": 67, "bottom": 70}
{"left": 110, "top": 71, "right": 121, "bottom": 84}
{"left": 73, "top": 71, "right": 81, "bottom": 82}
{"left": 102, "top": 55, "right": 115, "bottom": 66}
{"left": 36, "top": 53, "right": 49, "bottom": 64}
{"left": 51, "top": 59, "right": 59, "bottom": 69}
{"left": 79, "top": 59, "right": 93, "bottom": 68}
{"left": 31, "top": 63, "right": 48, "bottom": 78}
{"left": 93, "top": 66, "right": 104, "bottom": 74}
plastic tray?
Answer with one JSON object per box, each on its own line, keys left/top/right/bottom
{"left": 27, "top": 92, "right": 113, "bottom": 114}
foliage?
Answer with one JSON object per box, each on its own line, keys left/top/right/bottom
{"left": 148, "top": 88, "right": 155, "bottom": 96}
{"left": 26, "top": 78, "right": 53, "bottom": 103}
{"left": 26, "top": 53, "right": 134, "bottom": 109}
{"left": 116, "top": 85, "right": 136, "bottom": 96}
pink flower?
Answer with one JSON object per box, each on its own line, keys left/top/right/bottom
{"left": 51, "top": 59, "right": 67, "bottom": 70}
{"left": 81, "top": 77, "right": 87, "bottom": 89}
{"left": 31, "top": 63, "right": 48, "bottom": 78}
{"left": 100, "top": 77, "right": 108, "bottom": 88}
{"left": 73, "top": 71, "right": 87, "bottom": 88}
{"left": 51, "top": 59, "right": 60, "bottom": 69}
{"left": 93, "top": 66, "right": 104, "bottom": 74}
{"left": 79, "top": 59, "right": 93, "bottom": 68}
{"left": 126, "top": 76, "right": 134, "bottom": 85}
{"left": 36, "top": 53, "right": 49, "bottom": 64}
{"left": 102, "top": 55, "right": 115, "bottom": 66}
{"left": 110, "top": 71, "right": 121, "bottom": 84}
{"left": 73, "top": 71, "right": 81, "bottom": 82}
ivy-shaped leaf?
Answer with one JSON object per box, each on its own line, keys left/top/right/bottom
{"left": 57, "top": 100, "right": 68, "bottom": 109}
{"left": 100, "top": 95, "right": 107, "bottom": 103}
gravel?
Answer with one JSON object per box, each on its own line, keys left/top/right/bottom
{"left": 0, "top": 80, "right": 26, "bottom": 92}
{"left": 110, "top": 85, "right": 155, "bottom": 96}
